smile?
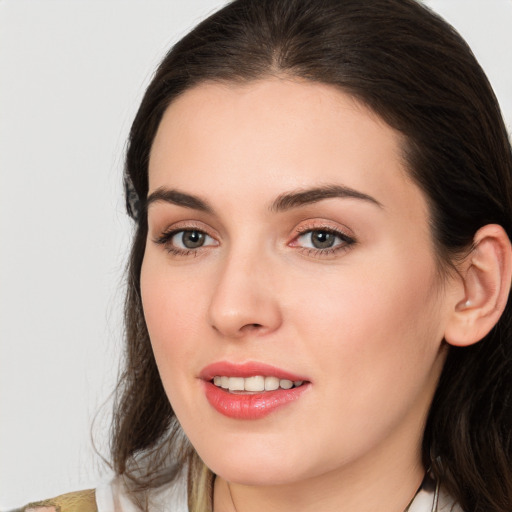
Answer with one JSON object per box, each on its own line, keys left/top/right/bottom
{"left": 200, "top": 362, "right": 311, "bottom": 419}
{"left": 212, "top": 375, "right": 304, "bottom": 393}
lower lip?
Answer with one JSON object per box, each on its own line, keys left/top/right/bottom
{"left": 203, "top": 381, "right": 310, "bottom": 420}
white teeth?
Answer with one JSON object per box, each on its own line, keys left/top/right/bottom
{"left": 280, "top": 379, "right": 293, "bottom": 389}
{"left": 212, "top": 375, "right": 304, "bottom": 392}
{"left": 228, "top": 377, "right": 245, "bottom": 391}
{"left": 264, "top": 376, "right": 280, "bottom": 391}
{"left": 244, "top": 376, "right": 265, "bottom": 392}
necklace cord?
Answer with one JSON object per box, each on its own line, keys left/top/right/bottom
{"left": 227, "top": 481, "right": 238, "bottom": 512}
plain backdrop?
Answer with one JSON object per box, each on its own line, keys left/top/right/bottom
{"left": 1, "top": 0, "right": 511, "bottom": 508}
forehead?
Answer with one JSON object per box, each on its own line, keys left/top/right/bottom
{"left": 148, "top": 77, "right": 424, "bottom": 219}
{"left": 150, "top": 77, "right": 399, "bottom": 171}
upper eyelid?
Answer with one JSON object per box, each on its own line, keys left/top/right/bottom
{"left": 292, "top": 220, "right": 355, "bottom": 237}
{"left": 295, "top": 225, "right": 348, "bottom": 235}
{"left": 152, "top": 220, "right": 217, "bottom": 237}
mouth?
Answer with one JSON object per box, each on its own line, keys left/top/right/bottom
{"left": 200, "top": 361, "right": 311, "bottom": 419}
{"left": 211, "top": 375, "right": 304, "bottom": 393}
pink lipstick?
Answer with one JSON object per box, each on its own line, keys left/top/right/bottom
{"left": 200, "top": 361, "right": 311, "bottom": 420}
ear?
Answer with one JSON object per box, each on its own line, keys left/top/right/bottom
{"left": 444, "top": 224, "right": 512, "bottom": 347}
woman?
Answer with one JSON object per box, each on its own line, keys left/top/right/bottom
{"left": 21, "top": 0, "right": 512, "bottom": 511}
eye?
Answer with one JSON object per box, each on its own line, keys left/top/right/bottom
{"left": 298, "top": 230, "right": 340, "bottom": 249}
{"left": 154, "top": 228, "right": 218, "bottom": 255}
{"left": 172, "top": 230, "right": 212, "bottom": 249}
{"left": 292, "top": 227, "right": 355, "bottom": 255}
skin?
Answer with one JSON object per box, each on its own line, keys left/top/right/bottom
{"left": 141, "top": 78, "right": 461, "bottom": 512}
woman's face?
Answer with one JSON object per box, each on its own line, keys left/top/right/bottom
{"left": 141, "top": 78, "right": 455, "bottom": 486}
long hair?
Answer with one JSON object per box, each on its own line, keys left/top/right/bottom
{"left": 111, "top": 1, "right": 512, "bottom": 511}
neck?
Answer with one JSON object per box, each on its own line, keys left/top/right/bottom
{"left": 214, "top": 455, "right": 425, "bottom": 512}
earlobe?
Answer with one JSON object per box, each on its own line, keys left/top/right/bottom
{"left": 444, "top": 224, "right": 512, "bottom": 347}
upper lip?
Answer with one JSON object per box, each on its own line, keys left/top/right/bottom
{"left": 199, "top": 361, "right": 309, "bottom": 382}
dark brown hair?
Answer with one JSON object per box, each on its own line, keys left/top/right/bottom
{"left": 112, "top": 1, "right": 512, "bottom": 511}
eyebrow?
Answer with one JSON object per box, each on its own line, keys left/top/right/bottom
{"left": 146, "top": 187, "right": 213, "bottom": 213}
{"left": 145, "top": 183, "right": 382, "bottom": 215}
{"left": 271, "top": 184, "right": 382, "bottom": 212}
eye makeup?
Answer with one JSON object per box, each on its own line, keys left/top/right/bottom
{"left": 288, "top": 219, "right": 357, "bottom": 259}
{"left": 152, "top": 219, "right": 357, "bottom": 260}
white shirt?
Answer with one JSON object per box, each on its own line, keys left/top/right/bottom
{"left": 95, "top": 473, "right": 463, "bottom": 512}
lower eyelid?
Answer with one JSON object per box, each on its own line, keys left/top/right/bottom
{"left": 296, "top": 242, "right": 354, "bottom": 260}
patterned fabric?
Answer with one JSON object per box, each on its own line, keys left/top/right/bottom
{"left": 14, "top": 490, "right": 97, "bottom": 512}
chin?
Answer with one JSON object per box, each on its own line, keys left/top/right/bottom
{"left": 197, "top": 442, "right": 320, "bottom": 487}
{"left": 213, "top": 463, "right": 305, "bottom": 487}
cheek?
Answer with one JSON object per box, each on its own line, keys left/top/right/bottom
{"left": 140, "top": 255, "right": 204, "bottom": 376}
{"left": 296, "top": 246, "right": 445, "bottom": 405}
{"left": 278, "top": 256, "right": 446, "bottom": 472}
{"left": 295, "top": 251, "right": 441, "bottom": 339}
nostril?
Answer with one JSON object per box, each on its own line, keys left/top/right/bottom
{"left": 240, "top": 323, "right": 263, "bottom": 333}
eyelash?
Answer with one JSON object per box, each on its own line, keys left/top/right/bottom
{"left": 154, "top": 227, "right": 217, "bottom": 257}
{"left": 291, "top": 225, "right": 356, "bottom": 258}
{"left": 153, "top": 225, "right": 356, "bottom": 259}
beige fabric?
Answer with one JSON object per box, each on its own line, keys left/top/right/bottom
{"left": 95, "top": 475, "right": 188, "bottom": 512}
{"left": 20, "top": 490, "right": 97, "bottom": 512}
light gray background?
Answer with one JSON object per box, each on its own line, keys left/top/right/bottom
{"left": 1, "top": 0, "right": 511, "bottom": 508}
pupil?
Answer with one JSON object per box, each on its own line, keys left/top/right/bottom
{"left": 182, "top": 230, "right": 205, "bottom": 249}
{"left": 312, "top": 231, "right": 334, "bottom": 249}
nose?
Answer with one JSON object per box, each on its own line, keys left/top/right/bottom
{"left": 207, "top": 250, "right": 282, "bottom": 339}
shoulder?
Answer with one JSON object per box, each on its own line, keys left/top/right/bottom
{"left": 17, "top": 490, "right": 97, "bottom": 512}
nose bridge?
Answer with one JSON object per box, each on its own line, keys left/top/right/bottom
{"left": 207, "top": 240, "right": 282, "bottom": 338}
